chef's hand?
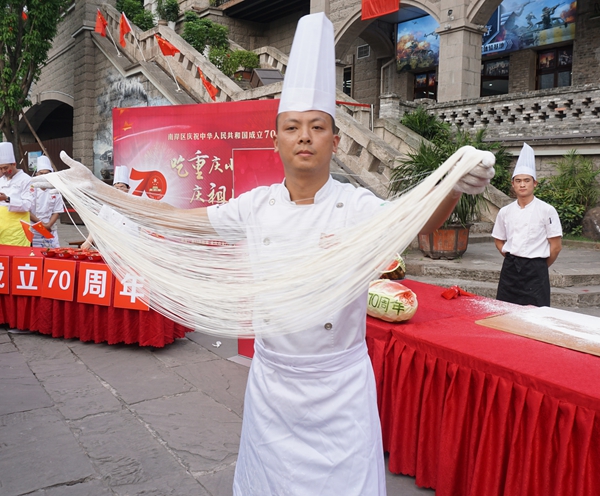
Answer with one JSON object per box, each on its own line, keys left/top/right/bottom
{"left": 30, "top": 151, "right": 97, "bottom": 191}
{"left": 452, "top": 146, "right": 496, "bottom": 195}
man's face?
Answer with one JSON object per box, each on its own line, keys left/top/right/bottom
{"left": 35, "top": 169, "right": 51, "bottom": 176}
{"left": 512, "top": 174, "right": 536, "bottom": 198}
{"left": 0, "top": 163, "right": 17, "bottom": 178}
{"left": 113, "top": 182, "right": 129, "bottom": 192}
{"left": 273, "top": 110, "right": 340, "bottom": 176}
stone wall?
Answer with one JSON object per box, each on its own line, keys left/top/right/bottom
{"left": 572, "top": 0, "right": 600, "bottom": 86}
{"left": 92, "top": 54, "right": 171, "bottom": 178}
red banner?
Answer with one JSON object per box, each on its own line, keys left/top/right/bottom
{"left": 0, "top": 256, "right": 9, "bottom": 295}
{"left": 42, "top": 259, "right": 77, "bottom": 301}
{"left": 114, "top": 272, "right": 149, "bottom": 311}
{"left": 362, "top": 0, "right": 399, "bottom": 20}
{"left": 112, "top": 100, "right": 285, "bottom": 209}
{"left": 77, "top": 262, "right": 113, "bottom": 306}
{"left": 11, "top": 257, "right": 44, "bottom": 296}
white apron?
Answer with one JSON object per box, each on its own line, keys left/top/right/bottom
{"left": 233, "top": 340, "right": 386, "bottom": 496}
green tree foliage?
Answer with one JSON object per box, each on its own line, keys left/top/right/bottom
{"left": 0, "top": 0, "right": 70, "bottom": 164}
{"left": 117, "top": 0, "right": 155, "bottom": 31}
{"left": 535, "top": 151, "right": 600, "bottom": 236}
{"left": 182, "top": 13, "right": 228, "bottom": 55}
{"left": 391, "top": 107, "right": 512, "bottom": 226}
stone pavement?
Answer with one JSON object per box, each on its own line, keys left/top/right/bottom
{"left": 0, "top": 330, "right": 431, "bottom": 496}
{"left": 2, "top": 222, "right": 598, "bottom": 495}
{"left": 1, "top": 222, "right": 433, "bottom": 496}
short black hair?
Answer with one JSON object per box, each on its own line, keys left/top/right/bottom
{"left": 275, "top": 113, "right": 337, "bottom": 133}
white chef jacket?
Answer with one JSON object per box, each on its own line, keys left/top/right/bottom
{"left": 492, "top": 197, "right": 562, "bottom": 259}
{"left": 0, "top": 169, "right": 33, "bottom": 246}
{"left": 31, "top": 188, "right": 65, "bottom": 248}
{"left": 208, "top": 176, "right": 388, "bottom": 496}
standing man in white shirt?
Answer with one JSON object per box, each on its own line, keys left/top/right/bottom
{"left": 0, "top": 142, "right": 33, "bottom": 246}
{"left": 30, "top": 156, "right": 65, "bottom": 248}
{"left": 492, "top": 143, "right": 563, "bottom": 306}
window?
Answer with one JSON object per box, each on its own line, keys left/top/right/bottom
{"left": 481, "top": 57, "right": 509, "bottom": 97}
{"left": 413, "top": 71, "right": 437, "bottom": 100}
{"left": 357, "top": 44, "right": 370, "bottom": 59}
{"left": 537, "top": 46, "right": 572, "bottom": 90}
{"left": 343, "top": 67, "right": 352, "bottom": 96}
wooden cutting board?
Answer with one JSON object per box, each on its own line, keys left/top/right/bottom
{"left": 476, "top": 306, "right": 600, "bottom": 357}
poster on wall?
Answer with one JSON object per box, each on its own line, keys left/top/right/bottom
{"left": 482, "top": 0, "right": 577, "bottom": 56}
{"left": 396, "top": 15, "right": 440, "bottom": 72}
{"left": 112, "top": 100, "right": 285, "bottom": 209}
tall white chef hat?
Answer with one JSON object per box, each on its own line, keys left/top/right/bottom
{"left": 36, "top": 156, "right": 53, "bottom": 173}
{"left": 512, "top": 143, "right": 536, "bottom": 180}
{"left": 0, "top": 142, "right": 16, "bottom": 164}
{"left": 113, "top": 165, "right": 130, "bottom": 186}
{"left": 277, "top": 12, "right": 336, "bottom": 119}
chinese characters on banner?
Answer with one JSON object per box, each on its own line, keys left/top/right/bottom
{"left": 112, "top": 99, "right": 285, "bottom": 208}
{"left": 1, "top": 256, "right": 149, "bottom": 311}
{"left": 0, "top": 256, "right": 9, "bottom": 295}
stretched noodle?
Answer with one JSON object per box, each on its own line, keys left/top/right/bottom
{"left": 44, "top": 146, "right": 490, "bottom": 337}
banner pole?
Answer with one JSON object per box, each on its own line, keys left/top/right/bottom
{"left": 106, "top": 27, "right": 122, "bottom": 57}
{"left": 165, "top": 57, "right": 182, "bottom": 92}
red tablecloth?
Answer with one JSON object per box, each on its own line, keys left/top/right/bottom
{"left": 366, "top": 279, "right": 600, "bottom": 496}
{"left": 0, "top": 246, "right": 190, "bottom": 347}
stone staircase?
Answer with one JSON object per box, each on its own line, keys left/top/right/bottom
{"left": 403, "top": 231, "right": 600, "bottom": 314}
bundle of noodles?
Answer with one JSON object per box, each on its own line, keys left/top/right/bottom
{"left": 32, "top": 146, "right": 493, "bottom": 338}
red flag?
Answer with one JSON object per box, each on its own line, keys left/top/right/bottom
{"left": 119, "top": 13, "right": 131, "bottom": 47}
{"left": 361, "top": 0, "right": 399, "bottom": 20}
{"left": 197, "top": 67, "right": 218, "bottom": 101}
{"left": 31, "top": 222, "right": 54, "bottom": 239}
{"left": 20, "top": 220, "right": 34, "bottom": 243}
{"left": 95, "top": 9, "right": 108, "bottom": 37}
{"left": 22, "top": 6, "right": 28, "bottom": 20}
{"left": 154, "top": 34, "right": 180, "bottom": 57}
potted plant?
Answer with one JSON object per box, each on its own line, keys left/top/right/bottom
{"left": 162, "top": 0, "right": 179, "bottom": 29}
{"left": 232, "top": 50, "right": 260, "bottom": 80}
{"left": 390, "top": 107, "right": 509, "bottom": 259}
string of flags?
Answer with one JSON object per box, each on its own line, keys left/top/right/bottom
{"left": 93, "top": 9, "right": 219, "bottom": 101}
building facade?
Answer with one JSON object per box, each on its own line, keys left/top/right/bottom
{"left": 21, "top": 0, "right": 600, "bottom": 181}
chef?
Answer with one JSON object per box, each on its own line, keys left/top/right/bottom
{"left": 0, "top": 142, "right": 33, "bottom": 246}
{"left": 492, "top": 143, "right": 562, "bottom": 306}
{"left": 207, "top": 13, "right": 494, "bottom": 495}
{"left": 30, "top": 156, "right": 65, "bottom": 248}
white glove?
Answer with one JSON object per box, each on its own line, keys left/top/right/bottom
{"left": 452, "top": 148, "right": 496, "bottom": 195}
{"left": 30, "top": 151, "right": 97, "bottom": 191}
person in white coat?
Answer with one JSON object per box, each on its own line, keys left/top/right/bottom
{"left": 81, "top": 165, "right": 131, "bottom": 250}
{"left": 492, "top": 143, "right": 562, "bottom": 306}
{"left": 30, "top": 156, "right": 65, "bottom": 248}
{"left": 206, "top": 14, "right": 494, "bottom": 496}
{"left": 0, "top": 142, "right": 33, "bottom": 246}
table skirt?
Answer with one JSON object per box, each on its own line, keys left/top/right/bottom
{"left": 367, "top": 320, "right": 600, "bottom": 496}
{"left": 0, "top": 293, "right": 189, "bottom": 347}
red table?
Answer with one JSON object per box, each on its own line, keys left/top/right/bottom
{"left": 366, "top": 279, "right": 600, "bottom": 496}
{"left": 0, "top": 245, "right": 190, "bottom": 347}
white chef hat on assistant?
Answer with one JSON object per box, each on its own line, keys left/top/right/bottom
{"left": 0, "top": 142, "right": 16, "bottom": 164}
{"left": 512, "top": 143, "right": 536, "bottom": 180}
{"left": 113, "top": 165, "right": 130, "bottom": 186}
{"left": 277, "top": 12, "right": 336, "bottom": 119}
{"left": 36, "top": 156, "right": 53, "bottom": 173}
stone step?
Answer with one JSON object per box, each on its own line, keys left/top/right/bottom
{"left": 406, "top": 276, "right": 600, "bottom": 308}
{"left": 404, "top": 252, "right": 600, "bottom": 288}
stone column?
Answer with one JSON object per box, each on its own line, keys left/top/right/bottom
{"left": 310, "top": 0, "right": 330, "bottom": 16}
{"left": 436, "top": 22, "right": 484, "bottom": 102}
{"left": 72, "top": 30, "right": 96, "bottom": 171}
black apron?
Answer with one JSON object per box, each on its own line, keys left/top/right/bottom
{"left": 496, "top": 253, "right": 551, "bottom": 307}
